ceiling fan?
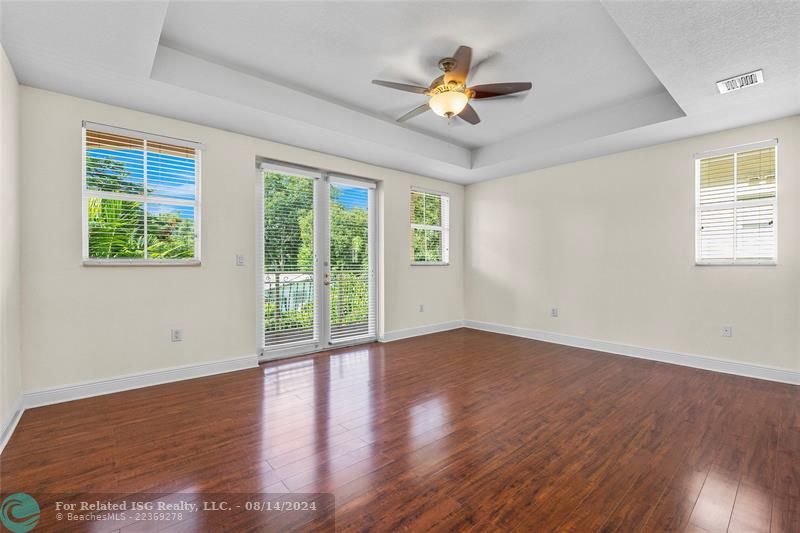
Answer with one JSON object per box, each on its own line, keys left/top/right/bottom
{"left": 372, "top": 45, "right": 532, "bottom": 125}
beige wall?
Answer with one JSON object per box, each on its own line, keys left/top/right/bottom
{"left": 1, "top": 46, "right": 23, "bottom": 429}
{"left": 466, "top": 116, "right": 800, "bottom": 371}
{"left": 15, "top": 85, "right": 799, "bottom": 396}
{"left": 19, "top": 87, "right": 464, "bottom": 392}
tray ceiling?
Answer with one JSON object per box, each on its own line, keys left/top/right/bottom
{"left": 1, "top": 1, "right": 797, "bottom": 184}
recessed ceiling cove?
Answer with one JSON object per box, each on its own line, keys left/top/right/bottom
{"left": 159, "top": 1, "right": 676, "bottom": 148}
{"left": 2, "top": 1, "right": 798, "bottom": 183}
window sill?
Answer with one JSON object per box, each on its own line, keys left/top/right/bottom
{"left": 83, "top": 259, "right": 202, "bottom": 267}
{"left": 695, "top": 261, "right": 776, "bottom": 267}
{"left": 410, "top": 262, "right": 450, "bottom": 267}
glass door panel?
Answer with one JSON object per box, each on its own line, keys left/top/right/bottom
{"left": 261, "top": 167, "right": 376, "bottom": 359}
{"left": 328, "top": 181, "right": 375, "bottom": 344}
{"left": 262, "top": 170, "right": 317, "bottom": 349}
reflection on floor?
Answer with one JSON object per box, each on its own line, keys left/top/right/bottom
{"left": 2, "top": 328, "right": 798, "bottom": 531}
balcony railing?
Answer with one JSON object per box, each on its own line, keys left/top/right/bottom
{"left": 263, "top": 270, "right": 371, "bottom": 347}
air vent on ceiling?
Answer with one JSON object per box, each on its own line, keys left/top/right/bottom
{"left": 716, "top": 69, "right": 764, "bottom": 94}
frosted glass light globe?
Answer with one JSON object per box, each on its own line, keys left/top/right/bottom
{"left": 428, "top": 90, "right": 469, "bottom": 118}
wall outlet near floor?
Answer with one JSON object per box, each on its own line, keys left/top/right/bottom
{"left": 721, "top": 325, "right": 733, "bottom": 338}
{"left": 419, "top": 304, "right": 424, "bottom": 312}
{"left": 551, "top": 307, "right": 559, "bottom": 318}
{"left": 171, "top": 328, "right": 183, "bottom": 342}
{"left": 235, "top": 254, "right": 246, "bottom": 266}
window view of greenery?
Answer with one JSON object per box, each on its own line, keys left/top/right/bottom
{"left": 263, "top": 172, "right": 371, "bottom": 346}
{"left": 410, "top": 190, "right": 447, "bottom": 263}
{"left": 328, "top": 184, "right": 371, "bottom": 341}
{"left": 263, "top": 173, "right": 315, "bottom": 345}
{"left": 84, "top": 129, "right": 197, "bottom": 260}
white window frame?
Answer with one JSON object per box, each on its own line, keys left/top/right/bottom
{"left": 255, "top": 159, "right": 380, "bottom": 361}
{"left": 410, "top": 186, "right": 450, "bottom": 266}
{"left": 82, "top": 121, "right": 202, "bottom": 266}
{"left": 694, "top": 139, "right": 777, "bottom": 266}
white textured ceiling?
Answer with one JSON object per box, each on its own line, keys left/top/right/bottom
{"left": 1, "top": 0, "right": 798, "bottom": 184}
{"left": 603, "top": 0, "right": 800, "bottom": 117}
{"left": 160, "top": 1, "right": 666, "bottom": 148}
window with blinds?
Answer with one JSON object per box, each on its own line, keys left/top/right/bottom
{"left": 82, "top": 122, "right": 201, "bottom": 263}
{"left": 695, "top": 141, "right": 777, "bottom": 265}
{"left": 262, "top": 169, "right": 317, "bottom": 347}
{"left": 329, "top": 180, "right": 375, "bottom": 343}
{"left": 410, "top": 188, "right": 450, "bottom": 264}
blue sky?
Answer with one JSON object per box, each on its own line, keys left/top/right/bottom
{"left": 89, "top": 148, "right": 197, "bottom": 220}
{"left": 88, "top": 148, "right": 196, "bottom": 201}
{"left": 334, "top": 184, "right": 368, "bottom": 210}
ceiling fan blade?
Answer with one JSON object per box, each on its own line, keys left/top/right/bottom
{"left": 470, "top": 82, "right": 532, "bottom": 99}
{"left": 397, "top": 103, "right": 430, "bottom": 122}
{"left": 372, "top": 80, "right": 429, "bottom": 94}
{"left": 445, "top": 45, "right": 472, "bottom": 85}
{"left": 458, "top": 104, "right": 480, "bottom": 125}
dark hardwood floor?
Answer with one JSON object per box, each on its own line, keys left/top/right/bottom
{"left": 1, "top": 328, "right": 798, "bottom": 531}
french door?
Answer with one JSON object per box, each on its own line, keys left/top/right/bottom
{"left": 259, "top": 162, "right": 377, "bottom": 360}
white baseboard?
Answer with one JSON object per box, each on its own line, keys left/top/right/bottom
{"left": 464, "top": 320, "right": 800, "bottom": 386}
{"left": 380, "top": 320, "right": 465, "bottom": 343}
{"left": 0, "top": 394, "right": 24, "bottom": 455}
{"left": 5, "top": 322, "right": 795, "bottom": 453}
{"left": 24, "top": 354, "right": 259, "bottom": 409}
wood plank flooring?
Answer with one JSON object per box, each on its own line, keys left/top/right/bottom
{"left": 1, "top": 328, "right": 798, "bottom": 531}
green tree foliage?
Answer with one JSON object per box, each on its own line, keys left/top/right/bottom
{"left": 412, "top": 228, "right": 442, "bottom": 262}
{"left": 147, "top": 212, "right": 195, "bottom": 258}
{"left": 86, "top": 155, "right": 144, "bottom": 195}
{"left": 86, "top": 154, "right": 195, "bottom": 259}
{"left": 327, "top": 189, "right": 369, "bottom": 331}
{"left": 410, "top": 191, "right": 444, "bottom": 262}
{"left": 411, "top": 190, "right": 442, "bottom": 227}
{"left": 263, "top": 172, "right": 314, "bottom": 272}
{"left": 263, "top": 174, "right": 370, "bottom": 341}
{"left": 87, "top": 198, "right": 145, "bottom": 258}
{"left": 263, "top": 172, "right": 315, "bottom": 340}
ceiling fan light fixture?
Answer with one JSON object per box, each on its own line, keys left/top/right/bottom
{"left": 374, "top": 45, "right": 532, "bottom": 125}
{"left": 428, "top": 88, "right": 469, "bottom": 118}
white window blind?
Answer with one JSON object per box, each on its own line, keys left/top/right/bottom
{"left": 410, "top": 188, "right": 450, "bottom": 264}
{"left": 82, "top": 122, "right": 201, "bottom": 264}
{"left": 329, "top": 178, "right": 376, "bottom": 343}
{"left": 695, "top": 140, "right": 777, "bottom": 265}
{"left": 262, "top": 168, "right": 318, "bottom": 347}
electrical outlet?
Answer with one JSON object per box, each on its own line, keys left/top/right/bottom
{"left": 171, "top": 328, "right": 183, "bottom": 342}
{"left": 721, "top": 325, "right": 733, "bottom": 338}
{"left": 551, "top": 307, "right": 559, "bottom": 318}
{"left": 419, "top": 304, "right": 424, "bottom": 312}
{"left": 235, "top": 254, "right": 246, "bottom": 266}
